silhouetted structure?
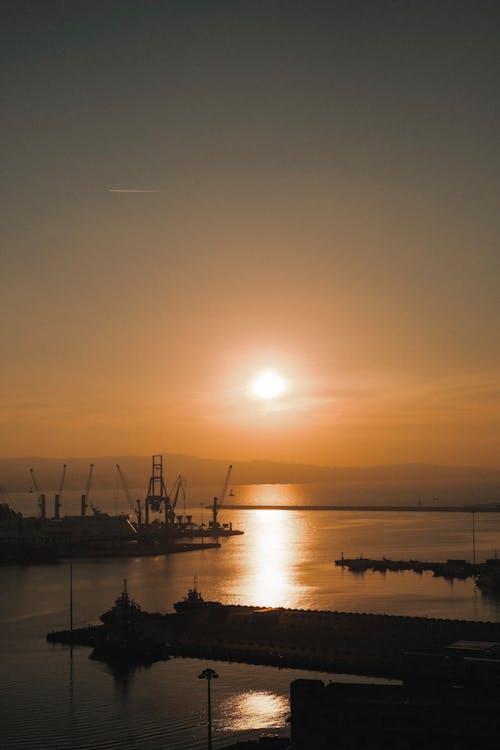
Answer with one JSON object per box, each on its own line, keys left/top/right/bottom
{"left": 290, "top": 677, "right": 500, "bottom": 749}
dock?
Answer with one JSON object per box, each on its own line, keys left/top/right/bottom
{"left": 47, "top": 599, "right": 500, "bottom": 680}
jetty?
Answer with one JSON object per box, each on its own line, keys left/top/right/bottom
{"left": 47, "top": 590, "right": 500, "bottom": 680}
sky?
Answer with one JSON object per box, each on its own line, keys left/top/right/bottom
{"left": 1, "top": 1, "right": 499, "bottom": 467}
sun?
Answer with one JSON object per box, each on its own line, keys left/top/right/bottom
{"left": 252, "top": 370, "right": 286, "bottom": 399}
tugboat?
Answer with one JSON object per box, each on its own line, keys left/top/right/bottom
{"left": 100, "top": 579, "right": 143, "bottom": 625}
{"left": 173, "top": 577, "right": 221, "bottom": 613}
{"left": 92, "top": 581, "right": 168, "bottom": 664}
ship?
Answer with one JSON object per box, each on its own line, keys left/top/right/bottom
{"left": 100, "top": 579, "right": 144, "bottom": 625}
{"left": 183, "top": 521, "right": 244, "bottom": 538}
{"left": 173, "top": 578, "right": 222, "bottom": 612}
{"left": 41, "top": 508, "right": 136, "bottom": 544}
{"left": 93, "top": 581, "right": 169, "bottom": 664}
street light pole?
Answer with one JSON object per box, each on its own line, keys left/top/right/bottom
{"left": 69, "top": 543, "right": 74, "bottom": 637}
{"left": 198, "top": 667, "right": 219, "bottom": 750}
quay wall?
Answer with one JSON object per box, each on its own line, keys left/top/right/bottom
{"left": 167, "top": 606, "right": 500, "bottom": 678}
{"left": 47, "top": 603, "right": 500, "bottom": 679}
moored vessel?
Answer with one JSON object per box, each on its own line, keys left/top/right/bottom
{"left": 173, "top": 578, "right": 222, "bottom": 612}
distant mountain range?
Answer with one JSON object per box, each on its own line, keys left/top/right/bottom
{"left": 1, "top": 454, "right": 499, "bottom": 493}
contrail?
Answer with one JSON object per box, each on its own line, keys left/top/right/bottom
{"left": 108, "top": 188, "right": 158, "bottom": 193}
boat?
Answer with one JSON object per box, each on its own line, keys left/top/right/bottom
{"left": 94, "top": 581, "right": 169, "bottom": 664}
{"left": 184, "top": 522, "right": 244, "bottom": 537}
{"left": 173, "top": 578, "right": 222, "bottom": 612}
{"left": 42, "top": 508, "right": 136, "bottom": 543}
{"left": 100, "top": 580, "right": 143, "bottom": 625}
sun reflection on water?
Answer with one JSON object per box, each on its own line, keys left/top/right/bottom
{"left": 217, "top": 690, "right": 289, "bottom": 731}
{"left": 238, "top": 508, "right": 302, "bottom": 607}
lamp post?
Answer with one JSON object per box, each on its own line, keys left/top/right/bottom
{"left": 472, "top": 510, "right": 476, "bottom": 568}
{"left": 198, "top": 667, "right": 218, "bottom": 749}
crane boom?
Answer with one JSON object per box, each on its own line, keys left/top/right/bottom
{"left": 58, "top": 464, "right": 67, "bottom": 495}
{"left": 81, "top": 463, "right": 94, "bottom": 516}
{"left": 218, "top": 464, "right": 232, "bottom": 512}
{"left": 29, "top": 468, "right": 41, "bottom": 497}
{"left": 30, "top": 468, "right": 46, "bottom": 519}
{"left": 85, "top": 464, "right": 94, "bottom": 497}
{"left": 210, "top": 464, "right": 232, "bottom": 527}
{"left": 54, "top": 463, "right": 67, "bottom": 520}
{"left": 116, "top": 464, "right": 136, "bottom": 512}
{"left": 170, "top": 475, "right": 186, "bottom": 513}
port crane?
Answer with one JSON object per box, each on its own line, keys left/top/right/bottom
{"left": 168, "top": 475, "right": 186, "bottom": 525}
{"left": 144, "top": 455, "right": 171, "bottom": 525}
{"left": 116, "top": 464, "right": 142, "bottom": 525}
{"left": 54, "top": 464, "right": 67, "bottom": 519}
{"left": 30, "top": 467, "right": 46, "bottom": 520}
{"left": 81, "top": 464, "right": 94, "bottom": 516}
{"left": 209, "top": 464, "right": 232, "bottom": 529}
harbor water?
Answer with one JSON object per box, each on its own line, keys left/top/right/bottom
{"left": 2, "top": 482, "right": 500, "bottom": 748}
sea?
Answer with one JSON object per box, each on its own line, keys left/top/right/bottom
{"left": 2, "top": 481, "right": 500, "bottom": 749}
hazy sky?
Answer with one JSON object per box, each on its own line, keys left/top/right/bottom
{"left": 2, "top": 1, "right": 499, "bottom": 466}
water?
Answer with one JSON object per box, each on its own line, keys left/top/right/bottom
{"left": 2, "top": 483, "right": 500, "bottom": 748}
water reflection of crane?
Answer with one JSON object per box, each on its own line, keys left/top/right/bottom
{"left": 209, "top": 465, "right": 232, "bottom": 530}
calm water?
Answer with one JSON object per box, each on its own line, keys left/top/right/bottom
{"left": 2, "top": 483, "right": 500, "bottom": 748}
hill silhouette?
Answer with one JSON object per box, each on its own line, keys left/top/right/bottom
{"left": 1, "top": 454, "right": 499, "bottom": 494}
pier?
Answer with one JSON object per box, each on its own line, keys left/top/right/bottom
{"left": 47, "top": 598, "right": 500, "bottom": 680}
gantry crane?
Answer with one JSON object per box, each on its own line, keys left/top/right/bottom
{"left": 144, "top": 455, "right": 170, "bottom": 526}
{"left": 209, "top": 464, "right": 232, "bottom": 529}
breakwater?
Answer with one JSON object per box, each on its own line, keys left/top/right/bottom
{"left": 225, "top": 504, "right": 500, "bottom": 512}
{"left": 335, "top": 556, "right": 477, "bottom": 579}
{"left": 47, "top": 601, "right": 500, "bottom": 680}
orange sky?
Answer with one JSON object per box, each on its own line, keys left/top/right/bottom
{"left": 1, "top": 3, "right": 499, "bottom": 467}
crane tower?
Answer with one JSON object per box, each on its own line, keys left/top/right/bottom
{"left": 144, "top": 455, "right": 170, "bottom": 526}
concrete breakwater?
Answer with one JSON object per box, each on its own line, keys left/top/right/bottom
{"left": 47, "top": 602, "right": 500, "bottom": 680}
{"left": 226, "top": 504, "right": 500, "bottom": 513}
